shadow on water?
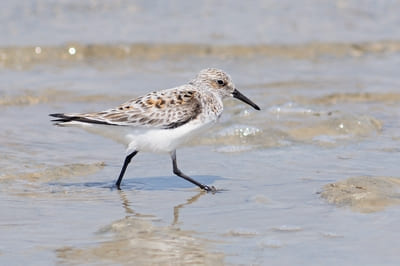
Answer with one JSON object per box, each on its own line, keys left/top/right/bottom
{"left": 120, "top": 175, "right": 224, "bottom": 191}
{"left": 49, "top": 175, "right": 224, "bottom": 191}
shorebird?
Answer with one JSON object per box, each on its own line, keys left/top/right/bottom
{"left": 50, "top": 68, "right": 260, "bottom": 192}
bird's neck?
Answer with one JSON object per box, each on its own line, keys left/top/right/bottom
{"left": 199, "top": 90, "right": 223, "bottom": 119}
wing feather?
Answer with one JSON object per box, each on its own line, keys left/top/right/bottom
{"left": 50, "top": 86, "right": 202, "bottom": 129}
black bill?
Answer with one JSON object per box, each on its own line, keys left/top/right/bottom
{"left": 232, "top": 89, "right": 260, "bottom": 110}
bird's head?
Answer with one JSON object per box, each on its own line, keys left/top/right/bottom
{"left": 191, "top": 68, "right": 260, "bottom": 110}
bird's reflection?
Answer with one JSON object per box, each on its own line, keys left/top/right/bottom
{"left": 117, "top": 189, "right": 206, "bottom": 226}
{"left": 58, "top": 190, "right": 224, "bottom": 264}
{"left": 172, "top": 191, "right": 205, "bottom": 226}
{"left": 119, "top": 190, "right": 134, "bottom": 215}
{"left": 117, "top": 190, "right": 154, "bottom": 219}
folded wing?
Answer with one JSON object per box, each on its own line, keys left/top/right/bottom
{"left": 50, "top": 87, "right": 202, "bottom": 129}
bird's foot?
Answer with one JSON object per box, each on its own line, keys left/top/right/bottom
{"left": 202, "top": 185, "right": 217, "bottom": 193}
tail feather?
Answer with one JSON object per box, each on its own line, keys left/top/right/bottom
{"left": 49, "top": 113, "right": 72, "bottom": 123}
{"left": 49, "top": 113, "right": 113, "bottom": 126}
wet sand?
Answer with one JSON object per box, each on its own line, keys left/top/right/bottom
{"left": 321, "top": 176, "right": 400, "bottom": 213}
{"left": 2, "top": 40, "right": 400, "bottom": 68}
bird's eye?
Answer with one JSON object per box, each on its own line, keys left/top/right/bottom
{"left": 217, "top": 80, "right": 225, "bottom": 85}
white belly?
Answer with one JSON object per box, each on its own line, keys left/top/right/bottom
{"left": 126, "top": 119, "right": 215, "bottom": 153}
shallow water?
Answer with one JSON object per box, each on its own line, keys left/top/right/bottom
{"left": 1, "top": 1, "right": 400, "bottom": 265}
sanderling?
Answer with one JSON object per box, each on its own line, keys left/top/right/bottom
{"left": 50, "top": 68, "right": 260, "bottom": 192}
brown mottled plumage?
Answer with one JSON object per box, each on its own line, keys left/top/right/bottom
{"left": 66, "top": 88, "right": 202, "bottom": 129}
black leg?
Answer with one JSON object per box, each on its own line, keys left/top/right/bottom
{"left": 170, "top": 150, "right": 216, "bottom": 192}
{"left": 115, "top": 151, "right": 138, "bottom": 189}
